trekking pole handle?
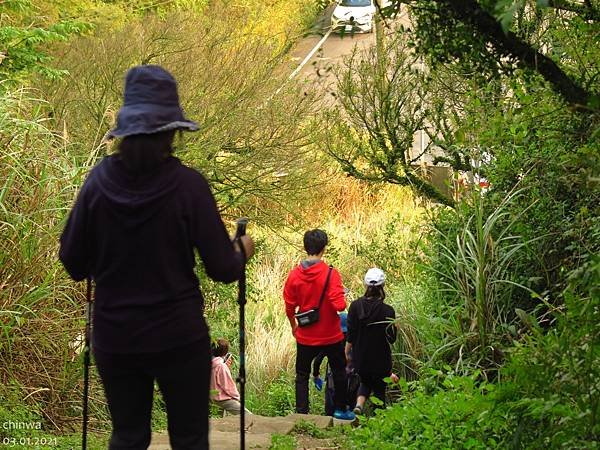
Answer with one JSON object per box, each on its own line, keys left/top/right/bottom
{"left": 235, "top": 217, "right": 248, "bottom": 239}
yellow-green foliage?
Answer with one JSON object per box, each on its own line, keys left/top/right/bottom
{"left": 235, "top": 0, "right": 319, "bottom": 41}
{"left": 44, "top": 5, "right": 324, "bottom": 225}
{"left": 1, "top": 0, "right": 208, "bottom": 28}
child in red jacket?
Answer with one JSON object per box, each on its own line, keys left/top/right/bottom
{"left": 283, "top": 229, "right": 355, "bottom": 422}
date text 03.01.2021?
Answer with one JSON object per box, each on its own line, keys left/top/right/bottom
{"left": 2, "top": 437, "right": 58, "bottom": 447}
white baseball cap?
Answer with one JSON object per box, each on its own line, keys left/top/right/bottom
{"left": 364, "top": 268, "right": 385, "bottom": 286}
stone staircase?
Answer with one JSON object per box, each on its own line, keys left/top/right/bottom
{"left": 149, "top": 413, "right": 337, "bottom": 449}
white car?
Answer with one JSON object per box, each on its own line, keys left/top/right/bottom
{"left": 331, "top": 0, "right": 388, "bottom": 34}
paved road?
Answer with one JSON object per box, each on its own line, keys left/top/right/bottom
{"left": 282, "top": 4, "right": 410, "bottom": 99}
{"left": 285, "top": 4, "right": 376, "bottom": 94}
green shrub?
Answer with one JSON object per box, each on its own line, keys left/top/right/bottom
{"left": 422, "top": 189, "right": 536, "bottom": 377}
{"left": 497, "top": 251, "right": 600, "bottom": 448}
{"left": 349, "top": 373, "right": 512, "bottom": 449}
{"left": 292, "top": 420, "right": 325, "bottom": 438}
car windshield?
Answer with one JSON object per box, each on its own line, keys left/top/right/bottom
{"left": 340, "top": 0, "right": 371, "bottom": 6}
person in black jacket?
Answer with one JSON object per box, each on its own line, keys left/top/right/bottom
{"left": 59, "top": 65, "right": 254, "bottom": 450}
{"left": 345, "top": 268, "right": 398, "bottom": 415}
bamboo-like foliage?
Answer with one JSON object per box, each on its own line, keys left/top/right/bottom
{"left": 430, "top": 189, "right": 536, "bottom": 375}
{"left": 0, "top": 88, "right": 108, "bottom": 427}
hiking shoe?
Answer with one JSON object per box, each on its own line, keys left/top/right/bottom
{"left": 353, "top": 405, "right": 363, "bottom": 415}
{"left": 333, "top": 409, "right": 356, "bottom": 421}
{"left": 313, "top": 377, "right": 323, "bottom": 391}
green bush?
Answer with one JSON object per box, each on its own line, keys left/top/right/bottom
{"left": 358, "top": 250, "right": 599, "bottom": 449}
{"left": 349, "top": 373, "right": 512, "bottom": 449}
{"left": 497, "top": 252, "right": 600, "bottom": 448}
{"left": 421, "top": 189, "right": 537, "bottom": 378}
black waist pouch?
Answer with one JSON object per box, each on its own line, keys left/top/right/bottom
{"left": 295, "top": 308, "right": 320, "bottom": 327}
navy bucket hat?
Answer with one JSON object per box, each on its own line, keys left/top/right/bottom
{"left": 106, "top": 65, "right": 199, "bottom": 139}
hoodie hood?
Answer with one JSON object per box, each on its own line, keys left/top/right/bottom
{"left": 90, "top": 155, "right": 181, "bottom": 229}
{"left": 357, "top": 297, "right": 384, "bottom": 323}
{"left": 212, "top": 356, "right": 224, "bottom": 369}
{"left": 296, "top": 259, "right": 327, "bottom": 283}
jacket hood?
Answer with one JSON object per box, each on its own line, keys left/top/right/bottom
{"left": 212, "top": 356, "right": 224, "bottom": 368}
{"left": 357, "top": 296, "right": 384, "bottom": 323}
{"left": 90, "top": 155, "right": 181, "bottom": 228}
{"left": 296, "top": 260, "right": 328, "bottom": 283}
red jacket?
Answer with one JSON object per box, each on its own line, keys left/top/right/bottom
{"left": 284, "top": 260, "right": 346, "bottom": 346}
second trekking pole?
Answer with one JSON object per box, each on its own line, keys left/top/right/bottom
{"left": 234, "top": 218, "right": 248, "bottom": 450}
{"left": 82, "top": 277, "right": 93, "bottom": 450}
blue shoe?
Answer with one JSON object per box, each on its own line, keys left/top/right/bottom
{"left": 333, "top": 409, "right": 356, "bottom": 421}
{"left": 313, "top": 377, "right": 323, "bottom": 391}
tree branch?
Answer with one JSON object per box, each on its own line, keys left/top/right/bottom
{"left": 547, "top": 0, "right": 600, "bottom": 22}
{"left": 426, "top": 0, "right": 595, "bottom": 108}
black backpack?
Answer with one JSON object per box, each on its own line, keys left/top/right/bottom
{"left": 324, "top": 363, "right": 360, "bottom": 415}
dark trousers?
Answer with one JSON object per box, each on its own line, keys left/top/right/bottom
{"left": 296, "top": 340, "right": 347, "bottom": 414}
{"left": 357, "top": 371, "right": 387, "bottom": 408}
{"left": 94, "top": 337, "right": 211, "bottom": 450}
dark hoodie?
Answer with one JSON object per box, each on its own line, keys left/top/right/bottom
{"left": 346, "top": 295, "right": 396, "bottom": 375}
{"left": 59, "top": 155, "right": 243, "bottom": 354}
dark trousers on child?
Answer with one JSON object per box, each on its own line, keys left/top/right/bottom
{"left": 94, "top": 337, "right": 211, "bottom": 450}
{"left": 295, "top": 340, "right": 348, "bottom": 413}
{"left": 357, "top": 371, "right": 387, "bottom": 408}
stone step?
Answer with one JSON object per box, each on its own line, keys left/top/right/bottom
{"left": 150, "top": 430, "right": 271, "bottom": 449}
{"left": 149, "top": 413, "right": 336, "bottom": 449}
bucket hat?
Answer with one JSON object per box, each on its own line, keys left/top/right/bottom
{"left": 106, "top": 65, "right": 199, "bottom": 139}
{"left": 364, "top": 267, "right": 385, "bottom": 287}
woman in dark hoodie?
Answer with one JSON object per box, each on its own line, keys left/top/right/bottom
{"left": 345, "top": 268, "right": 398, "bottom": 415}
{"left": 59, "top": 65, "right": 254, "bottom": 450}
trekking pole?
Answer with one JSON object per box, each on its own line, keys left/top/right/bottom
{"left": 82, "top": 277, "right": 93, "bottom": 450}
{"left": 234, "top": 218, "right": 248, "bottom": 450}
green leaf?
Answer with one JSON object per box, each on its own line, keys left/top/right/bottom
{"left": 588, "top": 95, "right": 600, "bottom": 109}
{"left": 371, "top": 396, "right": 384, "bottom": 406}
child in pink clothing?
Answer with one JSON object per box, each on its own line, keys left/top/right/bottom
{"left": 210, "top": 338, "right": 252, "bottom": 415}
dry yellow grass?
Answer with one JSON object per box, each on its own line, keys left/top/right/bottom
{"left": 243, "top": 179, "right": 426, "bottom": 387}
